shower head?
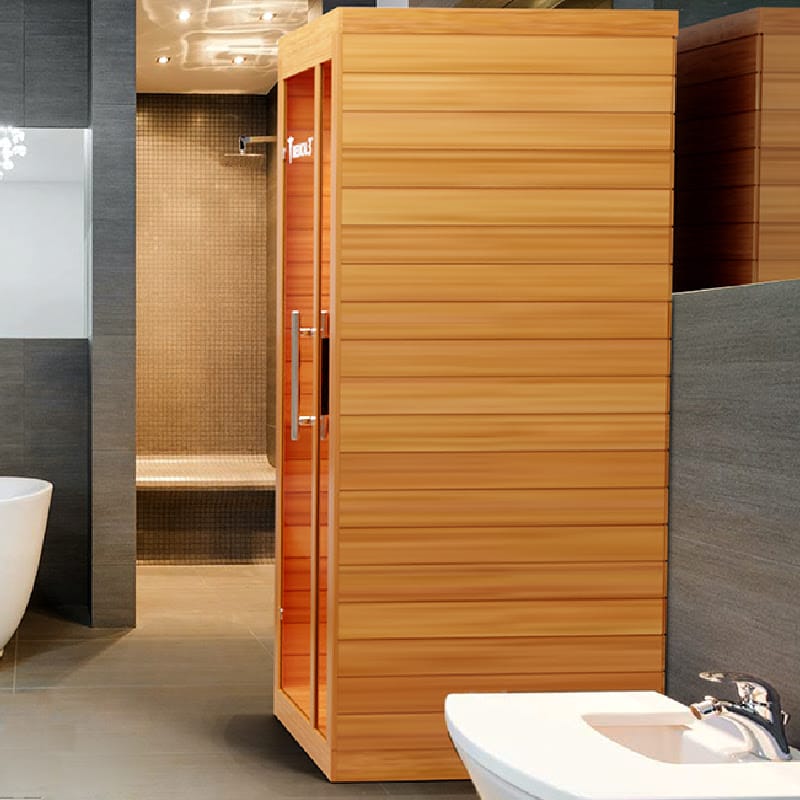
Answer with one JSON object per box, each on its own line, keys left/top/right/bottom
{"left": 223, "top": 134, "right": 276, "bottom": 157}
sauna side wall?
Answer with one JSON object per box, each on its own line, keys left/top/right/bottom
{"left": 674, "top": 8, "right": 800, "bottom": 290}
{"left": 758, "top": 10, "right": 800, "bottom": 282}
{"left": 332, "top": 11, "right": 676, "bottom": 781}
{"left": 674, "top": 15, "right": 760, "bottom": 290}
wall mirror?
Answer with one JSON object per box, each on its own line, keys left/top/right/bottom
{"left": 0, "top": 128, "right": 91, "bottom": 338}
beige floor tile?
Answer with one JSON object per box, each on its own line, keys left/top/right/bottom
{"left": 14, "top": 635, "right": 271, "bottom": 690}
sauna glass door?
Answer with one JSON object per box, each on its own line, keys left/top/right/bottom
{"left": 279, "top": 62, "right": 330, "bottom": 736}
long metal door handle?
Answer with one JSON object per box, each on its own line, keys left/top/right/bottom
{"left": 291, "top": 310, "right": 300, "bottom": 441}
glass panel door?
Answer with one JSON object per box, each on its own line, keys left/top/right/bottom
{"left": 280, "top": 66, "right": 317, "bottom": 720}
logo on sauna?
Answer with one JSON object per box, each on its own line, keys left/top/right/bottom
{"left": 286, "top": 136, "right": 313, "bottom": 164}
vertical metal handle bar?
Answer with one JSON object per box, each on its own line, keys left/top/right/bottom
{"left": 291, "top": 310, "right": 300, "bottom": 441}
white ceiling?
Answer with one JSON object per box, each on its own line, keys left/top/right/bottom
{"left": 137, "top": 0, "right": 309, "bottom": 94}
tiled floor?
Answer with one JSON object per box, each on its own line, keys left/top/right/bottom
{"left": 0, "top": 565, "right": 477, "bottom": 800}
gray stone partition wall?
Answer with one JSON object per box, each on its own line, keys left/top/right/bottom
{"left": 90, "top": 0, "right": 137, "bottom": 626}
{"left": 0, "top": 0, "right": 136, "bottom": 626}
{"left": 0, "top": 341, "right": 90, "bottom": 621}
{"left": 668, "top": 281, "right": 800, "bottom": 748}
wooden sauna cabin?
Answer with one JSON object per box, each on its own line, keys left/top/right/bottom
{"left": 674, "top": 7, "right": 800, "bottom": 290}
{"left": 275, "top": 7, "right": 677, "bottom": 782}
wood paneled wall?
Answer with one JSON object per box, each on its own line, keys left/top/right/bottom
{"left": 674, "top": 8, "right": 800, "bottom": 291}
{"left": 276, "top": 8, "right": 676, "bottom": 782}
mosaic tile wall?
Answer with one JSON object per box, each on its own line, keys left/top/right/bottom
{"left": 136, "top": 94, "right": 276, "bottom": 563}
{"left": 136, "top": 94, "right": 270, "bottom": 457}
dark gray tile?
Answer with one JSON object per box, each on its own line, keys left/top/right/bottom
{"left": 25, "top": 442, "right": 89, "bottom": 496}
{"left": 91, "top": 335, "right": 135, "bottom": 450}
{"left": 0, "top": 382, "right": 24, "bottom": 445}
{"left": 92, "top": 254, "right": 136, "bottom": 336}
{"left": 91, "top": 103, "right": 135, "bottom": 222}
{"left": 91, "top": 446, "right": 135, "bottom": 561}
{"left": 91, "top": 0, "right": 135, "bottom": 106}
{"left": 23, "top": 339, "right": 88, "bottom": 385}
{"left": 669, "top": 281, "right": 800, "bottom": 750}
{"left": 24, "top": 24, "right": 89, "bottom": 126}
{"left": 0, "top": 0, "right": 23, "bottom": 21}
{"left": 0, "top": 21, "right": 24, "bottom": 123}
{"left": 90, "top": 559, "right": 136, "bottom": 627}
{"left": 24, "top": 0, "right": 87, "bottom": 23}
{"left": 0, "top": 443, "right": 25, "bottom": 473}
{"left": 0, "top": 339, "right": 24, "bottom": 376}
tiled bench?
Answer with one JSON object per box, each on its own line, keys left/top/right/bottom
{"left": 136, "top": 455, "right": 276, "bottom": 491}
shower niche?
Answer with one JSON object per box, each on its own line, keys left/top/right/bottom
{"left": 275, "top": 7, "right": 676, "bottom": 782}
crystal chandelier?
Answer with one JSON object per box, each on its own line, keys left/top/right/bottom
{"left": 0, "top": 126, "right": 27, "bottom": 180}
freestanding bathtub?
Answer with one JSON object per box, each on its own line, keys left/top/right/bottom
{"left": 0, "top": 477, "right": 52, "bottom": 657}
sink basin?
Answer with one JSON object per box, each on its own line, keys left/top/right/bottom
{"left": 589, "top": 713, "right": 764, "bottom": 764}
{"left": 445, "top": 691, "right": 800, "bottom": 800}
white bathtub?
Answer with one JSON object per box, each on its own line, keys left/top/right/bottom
{"left": 0, "top": 477, "right": 52, "bottom": 657}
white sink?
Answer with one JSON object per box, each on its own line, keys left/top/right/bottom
{"left": 445, "top": 691, "right": 800, "bottom": 800}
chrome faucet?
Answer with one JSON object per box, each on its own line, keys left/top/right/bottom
{"left": 689, "top": 672, "right": 792, "bottom": 761}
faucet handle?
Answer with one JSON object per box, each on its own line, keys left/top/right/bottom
{"left": 698, "top": 672, "right": 782, "bottom": 711}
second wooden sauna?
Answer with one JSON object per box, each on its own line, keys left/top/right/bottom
{"left": 275, "top": 7, "right": 677, "bottom": 782}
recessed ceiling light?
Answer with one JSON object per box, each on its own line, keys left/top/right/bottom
{"left": 232, "top": 55, "right": 247, "bottom": 64}
{"left": 260, "top": 11, "right": 275, "bottom": 21}
{"left": 156, "top": 55, "right": 171, "bottom": 64}
{"left": 178, "top": 9, "right": 191, "bottom": 22}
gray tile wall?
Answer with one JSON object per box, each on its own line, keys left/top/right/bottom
{"left": 90, "top": 0, "right": 137, "bottom": 627}
{"left": 0, "top": 0, "right": 89, "bottom": 126}
{"left": 668, "top": 280, "right": 800, "bottom": 748}
{"left": 0, "top": 0, "right": 92, "bottom": 622}
{"left": 0, "top": 340, "right": 90, "bottom": 621}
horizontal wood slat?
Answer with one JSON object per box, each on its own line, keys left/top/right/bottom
{"left": 338, "top": 598, "right": 666, "bottom": 639}
{"left": 341, "top": 188, "right": 672, "bottom": 226}
{"left": 762, "top": 35, "right": 800, "bottom": 73}
{"left": 761, "top": 74, "right": 800, "bottom": 111}
{"left": 332, "top": 749, "right": 466, "bottom": 782}
{"left": 760, "top": 148, "right": 800, "bottom": 185}
{"left": 675, "top": 149, "right": 757, "bottom": 189}
{"left": 343, "top": 111, "right": 673, "bottom": 150}
{"left": 338, "top": 525, "right": 668, "bottom": 566}
{"left": 337, "top": 672, "right": 665, "bottom": 714}
{"left": 676, "top": 111, "right": 758, "bottom": 154}
{"left": 759, "top": 225, "right": 800, "bottom": 261}
{"left": 339, "top": 563, "right": 666, "bottom": 602}
{"left": 339, "top": 488, "right": 668, "bottom": 527}
{"left": 340, "top": 264, "right": 671, "bottom": 303}
{"left": 676, "top": 73, "right": 758, "bottom": 121}
{"left": 342, "top": 73, "right": 675, "bottom": 113}
{"left": 676, "top": 35, "right": 760, "bottom": 85}
{"left": 340, "top": 377, "right": 670, "bottom": 415}
{"left": 759, "top": 186, "right": 800, "bottom": 224}
{"left": 337, "top": 712, "right": 453, "bottom": 752}
{"left": 342, "top": 34, "right": 676, "bottom": 75}
{"left": 338, "top": 635, "right": 665, "bottom": 676}
{"left": 761, "top": 110, "right": 800, "bottom": 148}
{"left": 339, "top": 414, "right": 669, "bottom": 453}
{"left": 341, "top": 226, "right": 672, "bottom": 263}
{"left": 342, "top": 149, "right": 674, "bottom": 189}
{"left": 340, "top": 340, "right": 671, "bottom": 377}
{"left": 339, "top": 302, "right": 670, "bottom": 340}
{"left": 757, "top": 261, "right": 800, "bottom": 282}
{"left": 337, "top": 9, "right": 678, "bottom": 37}
{"left": 338, "top": 451, "right": 667, "bottom": 490}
